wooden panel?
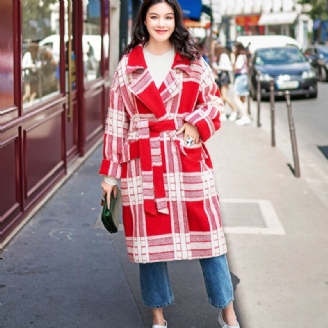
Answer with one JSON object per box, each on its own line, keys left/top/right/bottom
{"left": 0, "top": 107, "right": 19, "bottom": 125}
{"left": 65, "top": 99, "right": 79, "bottom": 163}
{"left": 85, "top": 83, "right": 104, "bottom": 144}
{"left": 23, "top": 105, "right": 65, "bottom": 206}
{"left": 0, "top": 135, "right": 21, "bottom": 242}
{"left": 0, "top": 137, "right": 20, "bottom": 221}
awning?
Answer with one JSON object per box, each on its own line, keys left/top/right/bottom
{"left": 258, "top": 12, "right": 298, "bottom": 26}
{"left": 178, "top": 0, "right": 203, "bottom": 21}
{"left": 184, "top": 19, "right": 211, "bottom": 29}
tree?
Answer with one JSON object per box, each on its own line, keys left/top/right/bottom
{"left": 22, "top": 0, "right": 58, "bottom": 41}
{"left": 298, "top": 0, "right": 328, "bottom": 20}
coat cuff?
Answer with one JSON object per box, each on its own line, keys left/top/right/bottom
{"left": 184, "top": 112, "right": 220, "bottom": 142}
{"left": 99, "top": 159, "right": 122, "bottom": 179}
{"left": 103, "top": 176, "right": 118, "bottom": 185}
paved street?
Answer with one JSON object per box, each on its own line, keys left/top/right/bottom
{"left": 253, "top": 82, "right": 328, "bottom": 208}
{"left": 1, "top": 83, "right": 328, "bottom": 327}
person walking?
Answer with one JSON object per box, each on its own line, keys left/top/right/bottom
{"left": 212, "top": 43, "right": 237, "bottom": 121}
{"left": 99, "top": 1, "right": 241, "bottom": 327}
{"left": 233, "top": 42, "right": 251, "bottom": 126}
{"left": 22, "top": 42, "right": 40, "bottom": 105}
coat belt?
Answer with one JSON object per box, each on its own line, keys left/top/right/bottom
{"left": 122, "top": 119, "right": 177, "bottom": 215}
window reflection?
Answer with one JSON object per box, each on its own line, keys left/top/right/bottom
{"left": 0, "top": 0, "right": 14, "bottom": 111}
{"left": 83, "top": 0, "right": 101, "bottom": 82}
{"left": 22, "top": 0, "right": 60, "bottom": 108}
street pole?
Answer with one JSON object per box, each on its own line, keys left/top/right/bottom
{"left": 208, "top": 0, "right": 214, "bottom": 65}
{"left": 256, "top": 73, "right": 261, "bottom": 127}
{"left": 269, "top": 78, "right": 276, "bottom": 147}
{"left": 285, "top": 91, "right": 301, "bottom": 178}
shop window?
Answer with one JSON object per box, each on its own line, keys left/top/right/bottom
{"left": 21, "top": 0, "right": 60, "bottom": 108}
{"left": 83, "top": 0, "right": 102, "bottom": 82}
{"left": 0, "top": 0, "right": 14, "bottom": 111}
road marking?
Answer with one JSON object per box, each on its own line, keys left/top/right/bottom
{"left": 221, "top": 199, "right": 285, "bottom": 235}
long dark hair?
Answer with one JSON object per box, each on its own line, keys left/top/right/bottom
{"left": 214, "top": 44, "right": 230, "bottom": 63}
{"left": 123, "top": 0, "right": 200, "bottom": 61}
{"left": 234, "top": 42, "right": 246, "bottom": 58}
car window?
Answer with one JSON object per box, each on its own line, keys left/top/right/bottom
{"left": 255, "top": 48, "right": 306, "bottom": 65}
{"left": 318, "top": 47, "right": 328, "bottom": 59}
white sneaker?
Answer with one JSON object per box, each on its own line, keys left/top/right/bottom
{"left": 152, "top": 320, "right": 167, "bottom": 328}
{"left": 220, "top": 113, "right": 227, "bottom": 121}
{"left": 228, "top": 112, "right": 238, "bottom": 121}
{"left": 218, "top": 311, "right": 240, "bottom": 328}
{"left": 235, "top": 116, "right": 251, "bottom": 126}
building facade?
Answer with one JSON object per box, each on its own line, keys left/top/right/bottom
{"left": 217, "top": 0, "right": 311, "bottom": 47}
{"left": 0, "top": 0, "right": 115, "bottom": 247}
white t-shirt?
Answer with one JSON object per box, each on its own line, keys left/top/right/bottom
{"left": 143, "top": 47, "right": 175, "bottom": 88}
{"left": 217, "top": 53, "right": 233, "bottom": 71}
{"left": 234, "top": 54, "right": 248, "bottom": 74}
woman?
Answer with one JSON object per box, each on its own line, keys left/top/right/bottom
{"left": 233, "top": 42, "right": 251, "bottom": 126}
{"left": 212, "top": 44, "right": 237, "bottom": 121}
{"left": 99, "top": 1, "right": 240, "bottom": 327}
{"left": 22, "top": 42, "right": 39, "bottom": 105}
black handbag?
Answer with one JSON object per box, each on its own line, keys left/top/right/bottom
{"left": 100, "top": 189, "right": 122, "bottom": 233}
{"left": 218, "top": 71, "right": 231, "bottom": 86}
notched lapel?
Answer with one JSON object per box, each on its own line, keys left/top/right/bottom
{"left": 161, "top": 70, "right": 181, "bottom": 104}
{"left": 128, "top": 70, "right": 168, "bottom": 119}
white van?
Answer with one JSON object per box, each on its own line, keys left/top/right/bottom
{"left": 236, "top": 35, "right": 301, "bottom": 54}
{"left": 39, "top": 34, "right": 102, "bottom": 62}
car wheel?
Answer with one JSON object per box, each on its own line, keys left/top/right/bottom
{"left": 320, "top": 67, "right": 327, "bottom": 82}
{"left": 309, "top": 91, "right": 318, "bottom": 99}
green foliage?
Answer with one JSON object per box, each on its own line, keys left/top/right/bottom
{"left": 298, "top": 0, "right": 328, "bottom": 20}
{"left": 22, "top": 0, "right": 58, "bottom": 40}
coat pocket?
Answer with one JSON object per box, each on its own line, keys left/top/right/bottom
{"left": 179, "top": 140, "right": 203, "bottom": 161}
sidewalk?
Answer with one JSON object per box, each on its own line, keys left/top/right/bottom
{"left": 1, "top": 108, "right": 328, "bottom": 327}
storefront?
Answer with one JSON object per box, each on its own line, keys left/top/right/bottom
{"left": 258, "top": 11, "right": 298, "bottom": 36}
{"left": 0, "top": 0, "right": 110, "bottom": 246}
{"left": 235, "top": 15, "right": 264, "bottom": 36}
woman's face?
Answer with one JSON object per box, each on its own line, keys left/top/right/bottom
{"left": 144, "top": 2, "right": 175, "bottom": 44}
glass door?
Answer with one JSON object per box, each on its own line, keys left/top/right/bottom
{"left": 65, "top": 0, "right": 76, "bottom": 121}
{"left": 63, "top": 0, "right": 81, "bottom": 161}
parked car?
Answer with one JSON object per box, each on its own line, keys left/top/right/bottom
{"left": 304, "top": 45, "right": 328, "bottom": 82}
{"left": 237, "top": 35, "right": 301, "bottom": 54}
{"left": 249, "top": 46, "right": 317, "bottom": 99}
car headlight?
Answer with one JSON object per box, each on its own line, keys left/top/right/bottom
{"left": 302, "top": 70, "right": 316, "bottom": 79}
{"left": 258, "top": 73, "right": 272, "bottom": 81}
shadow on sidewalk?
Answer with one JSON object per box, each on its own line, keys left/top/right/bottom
{"left": 0, "top": 145, "right": 245, "bottom": 328}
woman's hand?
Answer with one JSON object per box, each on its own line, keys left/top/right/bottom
{"left": 176, "top": 122, "right": 200, "bottom": 145}
{"left": 101, "top": 181, "right": 118, "bottom": 209}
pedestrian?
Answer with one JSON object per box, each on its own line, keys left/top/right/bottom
{"left": 86, "top": 41, "right": 96, "bottom": 69}
{"left": 22, "top": 42, "right": 40, "bottom": 105}
{"left": 212, "top": 43, "right": 237, "bottom": 121}
{"left": 99, "top": 1, "right": 240, "bottom": 328}
{"left": 233, "top": 42, "right": 251, "bottom": 126}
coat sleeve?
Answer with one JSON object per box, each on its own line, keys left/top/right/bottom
{"left": 184, "top": 59, "right": 224, "bottom": 142}
{"left": 99, "top": 71, "right": 130, "bottom": 178}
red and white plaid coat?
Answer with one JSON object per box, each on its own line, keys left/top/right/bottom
{"left": 99, "top": 45, "right": 227, "bottom": 263}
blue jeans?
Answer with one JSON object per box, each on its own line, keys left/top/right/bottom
{"left": 139, "top": 254, "right": 234, "bottom": 309}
